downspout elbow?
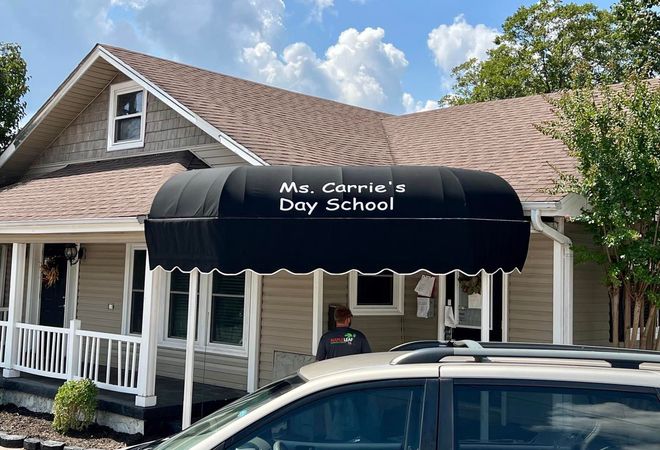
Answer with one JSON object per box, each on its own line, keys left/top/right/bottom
{"left": 530, "top": 209, "right": 572, "bottom": 246}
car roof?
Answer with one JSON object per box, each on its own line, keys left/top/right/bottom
{"left": 298, "top": 343, "right": 660, "bottom": 389}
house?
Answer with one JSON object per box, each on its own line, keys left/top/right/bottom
{"left": 0, "top": 44, "right": 610, "bottom": 434}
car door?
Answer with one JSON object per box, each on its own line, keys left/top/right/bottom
{"left": 221, "top": 379, "right": 438, "bottom": 450}
{"left": 439, "top": 377, "right": 660, "bottom": 449}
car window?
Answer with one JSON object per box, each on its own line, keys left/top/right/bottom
{"left": 228, "top": 383, "right": 426, "bottom": 450}
{"left": 454, "top": 382, "right": 660, "bottom": 449}
{"left": 152, "top": 375, "right": 305, "bottom": 450}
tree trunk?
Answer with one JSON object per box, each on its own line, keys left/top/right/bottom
{"left": 610, "top": 285, "right": 620, "bottom": 347}
{"left": 624, "top": 283, "right": 632, "bottom": 348}
{"left": 631, "top": 296, "right": 642, "bottom": 349}
{"left": 643, "top": 304, "right": 656, "bottom": 350}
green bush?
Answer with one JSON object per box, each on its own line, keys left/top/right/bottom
{"left": 52, "top": 378, "right": 98, "bottom": 434}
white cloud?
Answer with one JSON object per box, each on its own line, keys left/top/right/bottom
{"left": 307, "top": 0, "right": 334, "bottom": 22}
{"left": 427, "top": 14, "right": 499, "bottom": 73}
{"left": 243, "top": 27, "right": 408, "bottom": 111}
{"left": 69, "top": 0, "right": 286, "bottom": 71}
{"left": 402, "top": 93, "right": 438, "bottom": 114}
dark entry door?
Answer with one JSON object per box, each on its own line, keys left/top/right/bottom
{"left": 39, "top": 244, "right": 68, "bottom": 327}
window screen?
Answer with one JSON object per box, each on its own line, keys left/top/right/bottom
{"left": 210, "top": 273, "right": 245, "bottom": 345}
{"left": 357, "top": 273, "right": 394, "bottom": 306}
{"left": 129, "top": 249, "right": 146, "bottom": 333}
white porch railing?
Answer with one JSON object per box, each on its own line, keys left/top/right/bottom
{"left": 0, "top": 307, "right": 8, "bottom": 321}
{"left": 5, "top": 321, "right": 141, "bottom": 395}
{"left": 15, "top": 323, "right": 69, "bottom": 379}
{"left": 0, "top": 320, "right": 8, "bottom": 368}
{"left": 76, "top": 329, "right": 141, "bottom": 394}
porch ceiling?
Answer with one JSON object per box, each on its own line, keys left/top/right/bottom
{"left": 0, "top": 152, "right": 198, "bottom": 224}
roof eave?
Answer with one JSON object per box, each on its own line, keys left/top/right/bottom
{"left": 522, "top": 193, "right": 587, "bottom": 218}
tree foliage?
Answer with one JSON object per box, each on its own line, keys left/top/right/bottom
{"left": 0, "top": 42, "right": 29, "bottom": 151}
{"left": 443, "top": 0, "right": 660, "bottom": 106}
{"left": 540, "top": 79, "right": 660, "bottom": 348}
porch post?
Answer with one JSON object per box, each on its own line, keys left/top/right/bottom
{"left": 182, "top": 269, "right": 199, "bottom": 429}
{"left": 311, "top": 270, "right": 324, "bottom": 356}
{"left": 501, "top": 273, "right": 509, "bottom": 342}
{"left": 437, "top": 275, "right": 446, "bottom": 341}
{"left": 135, "top": 255, "right": 163, "bottom": 407}
{"left": 3, "top": 243, "right": 27, "bottom": 378}
{"left": 480, "top": 272, "right": 491, "bottom": 342}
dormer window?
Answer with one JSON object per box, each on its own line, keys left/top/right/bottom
{"left": 107, "top": 80, "right": 146, "bottom": 151}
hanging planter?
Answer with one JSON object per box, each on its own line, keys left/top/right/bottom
{"left": 41, "top": 256, "right": 60, "bottom": 288}
{"left": 458, "top": 274, "right": 481, "bottom": 295}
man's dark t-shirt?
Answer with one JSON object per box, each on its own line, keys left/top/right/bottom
{"left": 316, "top": 327, "right": 371, "bottom": 361}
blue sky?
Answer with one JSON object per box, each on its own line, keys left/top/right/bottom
{"left": 2, "top": 0, "right": 616, "bottom": 117}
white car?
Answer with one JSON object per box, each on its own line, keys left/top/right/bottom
{"left": 131, "top": 341, "right": 660, "bottom": 450}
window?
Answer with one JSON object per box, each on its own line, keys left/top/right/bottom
{"left": 210, "top": 272, "right": 245, "bottom": 345}
{"left": 349, "top": 271, "right": 404, "bottom": 315}
{"left": 455, "top": 382, "right": 660, "bottom": 448}
{"left": 107, "top": 80, "right": 146, "bottom": 151}
{"left": 122, "top": 245, "right": 147, "bottom": 335}
{"left": 168, "top": 269, "right": 199, "bottom": 339}
{"left": 228, "top": 383, "right": 425, "bottom": 450}
{"left": 161, "top": 270, "right": 252, "bottom": 356}
{"left": 453, "top": 272, "right": 492, "bottom": 329}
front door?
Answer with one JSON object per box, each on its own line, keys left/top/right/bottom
{"left": 446, "top": 272, "right": 503, "bottom": 341}
{"left": 39, "top": 244, "right": 68, "bottom": 327}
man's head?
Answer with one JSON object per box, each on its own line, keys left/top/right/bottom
{"left": 334, "top": 306, "right": 353, "bottom": 327}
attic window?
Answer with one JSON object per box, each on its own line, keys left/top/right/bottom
{"left": 107, "top": 80, "right": 146, "bottom": 151}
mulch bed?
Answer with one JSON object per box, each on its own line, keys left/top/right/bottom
{"left": 0, "top": 405, "right": 145, "bottom": 449}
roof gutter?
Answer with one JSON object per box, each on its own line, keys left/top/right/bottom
{"left": 530, "top": 209, "right": 573, "bottom": 345}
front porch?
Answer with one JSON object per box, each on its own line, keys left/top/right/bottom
{"left": 0, "top": 241, "right": 167, "bottom": 411}
{"left": 0, "top": 371, "right": 244, "bottom": 436}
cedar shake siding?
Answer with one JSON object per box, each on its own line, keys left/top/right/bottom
{"left": 27, "top": 75, "right": 217, "bottom": 171}
{"left": 508, "top": 233, "right": 554, "bottom": 343}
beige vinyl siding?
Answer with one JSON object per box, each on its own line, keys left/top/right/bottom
{"left": 351, "top": 315, "right": 402, "bottom": 352}
{"left": 258, "top": 272, "right": 314, "bottom": 387}
{"left": 27, "top": 74, "right": 227, "bottom": 170}
{"left": 322, "top": 273, "right": 440, "bottom": 352}
{"left": 76, "top": 243, "right": 125, "bottom": 334}
{"left": 565, "top": 222, "right": 610, "bottom": 346}
{"left": 403, "top": 273, "right": 438, "bottom": 343}
{"left": 508, "top": 233, "right": 554, "bottom": 343}
{"left": 323, "top": 274, "right": 349, "bottom": 333}
{"left": 156, "top": 347, "right": 248, "bottom": 390}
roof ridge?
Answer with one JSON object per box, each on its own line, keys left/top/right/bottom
{"left": 99, "top": 43, "right": 393, "bottom": 118}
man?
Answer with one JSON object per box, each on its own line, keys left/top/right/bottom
{"left": 316, "top": 306, "right": 371, "bottom": 361}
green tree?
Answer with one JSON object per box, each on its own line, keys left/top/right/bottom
{"left": 540, "top": 79, "right": 660, "bottom": 349}
{"left": 0, "top": 42, "right": 29, "bottom": 151}
{"left": 443, "top": 0, "right": 660, "bottom": 106}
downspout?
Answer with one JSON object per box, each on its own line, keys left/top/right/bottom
{"left": 530, "top": 210, "right": 574, "bottom": 344}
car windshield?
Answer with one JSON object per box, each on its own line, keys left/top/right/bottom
{"left": 151, "top": 375, "right": 305, "bottom": 450}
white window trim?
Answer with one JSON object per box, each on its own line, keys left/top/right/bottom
{"left": 121, "top": 243, "right": 147, "bottom": 335}
{"left": 159, "top": 271, "right": 252, "bottom": 358}
{"left": 453, "top": 272, "right": 493, "bottom": 330}
{"left": 0, "top": 244, "right": 7, "bottom": 307}
{"left": 348, "top": 271, "right": 405, "bottom": 316}
{"left": 107, "top": 80, "right": 147, "bottom": 151}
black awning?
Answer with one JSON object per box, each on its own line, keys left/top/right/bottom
{"left": 144, "top": 166, "right": 529, "bottom": 275}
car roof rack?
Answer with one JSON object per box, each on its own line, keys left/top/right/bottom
{"left": 390, "top": 340, "right": 660, "bottom": 369}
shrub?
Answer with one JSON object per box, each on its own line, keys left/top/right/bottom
{"left": 52, "top": 378, "right": 98, "bottom": 434}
